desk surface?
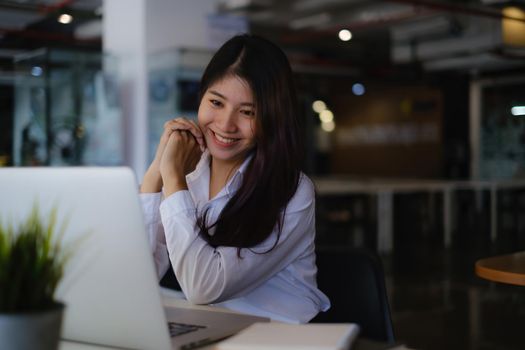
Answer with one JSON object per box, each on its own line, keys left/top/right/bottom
{"left": 59, "top": 289, "right": 405, "bottom": 350}
{"left": 475, "top": 251, "right": 525, "bottom": 286}
{"left": 60, "top": 338, "right": 404, "bottom": 350}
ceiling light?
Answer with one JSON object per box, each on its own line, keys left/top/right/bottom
{"left": 512, "top": 106, "right": 525, "bottom": 116}
{"left": 312, "top": 100, "right": 326, "bottom": 113}
{"left": 321, "top": 120, "right": 335, "bottom": 132}
{"left": 31, "top": 66, "right": 43, "bottom": 77}
{"left": 352, "top": 83, "right": 365, "bottom": 96}
{"left": 338, "top": 29, "right": 352, "bottom": 42}
{"left": 319, "top": 110, "right": 334, "bottom": 123}
{"left": 58, "top": 14, "right": 73, "bottom": 24}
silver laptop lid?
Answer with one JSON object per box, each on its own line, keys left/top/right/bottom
{"left": 0, "top": 167, "right": 172, "bottom": 350}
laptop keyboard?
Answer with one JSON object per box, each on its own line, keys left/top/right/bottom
{"left": 168, "top": 321, "right": 207, "bottom": 337}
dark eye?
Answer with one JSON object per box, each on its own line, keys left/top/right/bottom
{"left": 241, "top": 109, "right": 255, "bottom": 117}
{"left": 210, "top": 99, "right": 222, "bottom": 107}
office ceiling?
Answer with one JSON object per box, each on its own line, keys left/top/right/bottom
{"left": 0, "top": 0, "right": 102, "bottom": 57}
{"left": 0, "top": 0, "right": 524, "bottom": 74}
{"left": 216, "top": 0, "right": 525, "bottom": 75}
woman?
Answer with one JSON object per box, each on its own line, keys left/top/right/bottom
{"left": 140, "top": 34, "right": 329, "bottom": 323}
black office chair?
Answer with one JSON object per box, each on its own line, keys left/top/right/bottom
{"left": 312, "top": 247, "right": 395, "bottom": 344}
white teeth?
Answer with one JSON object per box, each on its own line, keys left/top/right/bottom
{"left": 214, "top": 132, "right": 237, "bottom": 144}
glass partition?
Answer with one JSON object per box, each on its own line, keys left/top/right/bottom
{"left": 479, "top": 78, "right": 525, "bottom": 179}
{"left": 147, "top": 48, "right": 213, "bottom": 163}
{"left": 12, "top": 49, "right": 122, "bottom": 166}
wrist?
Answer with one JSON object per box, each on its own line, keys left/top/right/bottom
{"left": 141, "top": 165, "right": 162, "bottom": 193}
{"left": 162, "top": 178, "right": 188, "bottom": 197}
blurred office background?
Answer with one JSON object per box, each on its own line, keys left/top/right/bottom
{"left": 1, "top": 0, "right": 524, "bottom": 349}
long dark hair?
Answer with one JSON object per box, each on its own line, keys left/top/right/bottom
{"left": 197, "top": 34, "right": 302, "bottom": 254}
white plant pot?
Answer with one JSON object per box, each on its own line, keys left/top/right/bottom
{"left": 0, "top": 302, "right": 64, "bottom": 350}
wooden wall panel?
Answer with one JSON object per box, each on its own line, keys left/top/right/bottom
{"left": 329, "top": 85, "right": 443, "bottom": 178}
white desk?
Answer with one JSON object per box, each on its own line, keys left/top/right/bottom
{"left": 60, "top": 289, "right": 405, "bottom": 350}
{"left": 60, "top": 338, "right": 405, "bottom": 350}
{"left": 314, "top": 177, "right": 525, "bottom": 254}
{"left": 60, "top": 339, "right": 405, "bottom": 350}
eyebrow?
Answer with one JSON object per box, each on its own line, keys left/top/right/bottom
{"left": 208, "top": 90, "right": 254, "bottom": 107}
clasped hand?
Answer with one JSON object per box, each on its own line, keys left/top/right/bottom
{"left": 141, "top": 118, "right": 204, "bottom": 195}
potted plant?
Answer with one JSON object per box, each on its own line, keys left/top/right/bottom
{"left": 0, "top": 205, "right": 70, "bottom": 350}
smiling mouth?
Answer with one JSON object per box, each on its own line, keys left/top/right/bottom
{"left": 212, "top": 130, "right": 240, "bottom": 145}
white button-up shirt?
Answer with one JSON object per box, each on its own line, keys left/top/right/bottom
{"left": 140, "top": 151, "right": 330, "bottom": 323}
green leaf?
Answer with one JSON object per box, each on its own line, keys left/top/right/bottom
{"left": 0, "top": 202, "right": 76, "bottom": 312}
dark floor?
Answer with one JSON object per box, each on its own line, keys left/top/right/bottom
{"left": 316, "top": 191, "right": 525, "bottom": 350}
{"left": 382, "top": 246, "right": 525, "bottom": 350}
{"left": 385, "top": 194, "right": 525, "bottom": 350}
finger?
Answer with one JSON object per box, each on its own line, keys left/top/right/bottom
{"left": 179, "top": 130, "right": 188, "bottom": 141}
{"left": 163, "top": 122, "right": 197, "bottom": 146}
{"left": 182, "top": 131, "right": 199, "bottom": 149}
{"left": 164, "top": 121, "right": 190, "bottom": 133}
{"left": 164, "top": 117, "right": 191, "bottom": 129}
{"left": 171, "top": 120, "right": 203, "bottom": 142}
{"left": 160, "top": 126, "right": 175, "bottom": 143}
{"left": 165, "top": 119, "right": 205, "bottom": 150}
{"left": 181, "top": 130, "right": 195, "bottom": 146}
{"left": 162, "top": 121, "right": 191, "bottom": 143}
{"left": 163, "top": 117, "right": 188, "bottom": 129}
{"left": 168, "top": 130, "right": 183, "bottom": 143}
{"left": 167, "top": 118, "right": 202, "bottom": 134}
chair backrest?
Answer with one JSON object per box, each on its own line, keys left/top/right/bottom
{"left": 312, "top": 247, "right": 395, "bottom": 344}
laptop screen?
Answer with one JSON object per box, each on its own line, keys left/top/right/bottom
{"left": 0, "top": 167, "right": 172, "bottom": 349}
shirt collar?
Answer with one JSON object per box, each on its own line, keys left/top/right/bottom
{"left": 186, "top": 149, "right": 210, "bottom": 185}
{"left": 226, "top": 151, "right": 254, "bottom": 196}
{"left": 186, "top": 149, "right": 254, "bottom": 201}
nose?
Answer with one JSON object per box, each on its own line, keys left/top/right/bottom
{"left": 215, "top": 109, "right": 237, "bottom": 133}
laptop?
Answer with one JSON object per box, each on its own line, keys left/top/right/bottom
{"left": 0, "top": 167, "right": 267, "bottom": 350}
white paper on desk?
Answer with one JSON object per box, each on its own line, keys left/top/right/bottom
{"left": 216, "top": 322, "right": 360, "bottom": 350}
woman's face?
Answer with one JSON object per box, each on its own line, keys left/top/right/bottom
{"left": 198, "top": 75, "right": 257, "bottom": 165}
